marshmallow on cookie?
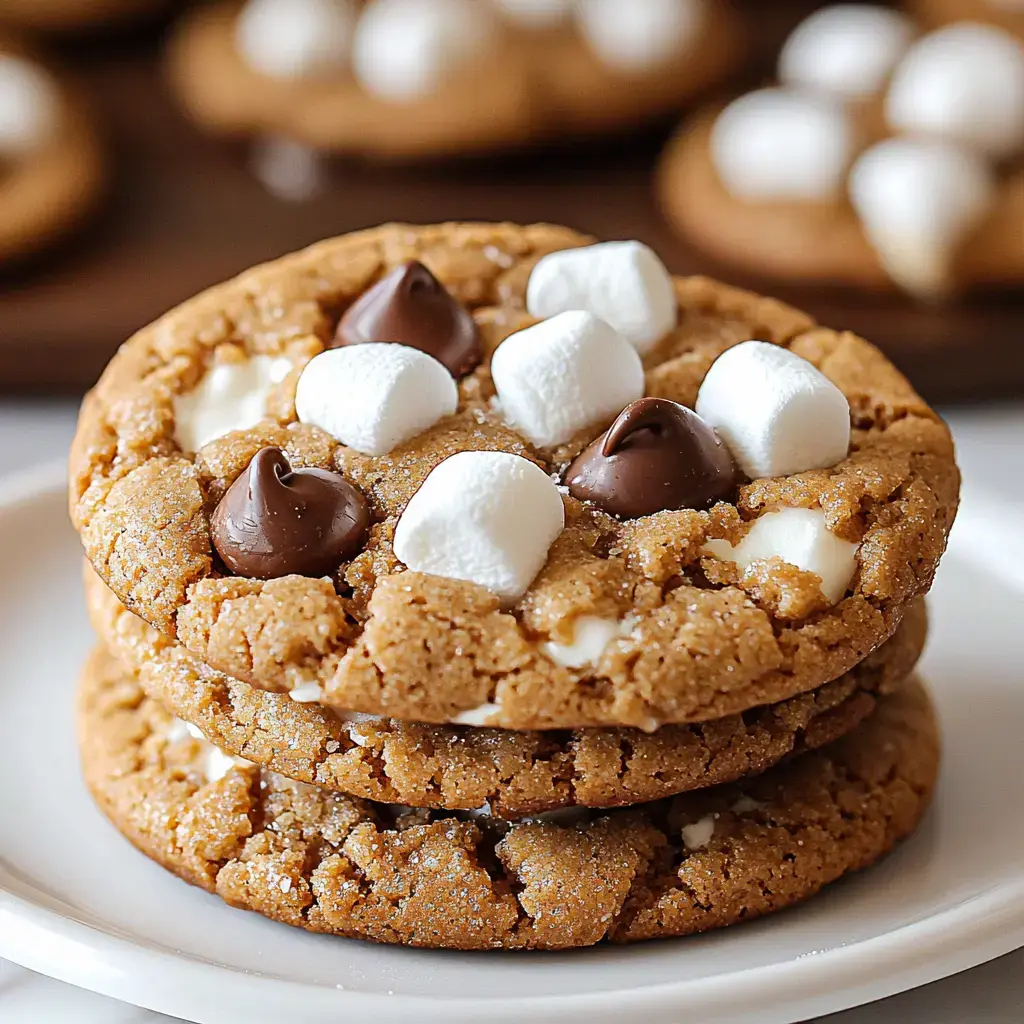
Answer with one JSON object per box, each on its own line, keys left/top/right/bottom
{"left": 697, "top": 4, "right": 1024, "bottom": 298}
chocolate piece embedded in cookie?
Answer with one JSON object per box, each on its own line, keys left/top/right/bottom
{"left": 334, "top": 261, "right": 482, "bottom": 377}
{"left": 78, "top": 645, "right": 941, "bottom": 951}
{"left": 211, "top": 447, "right": 370, "bottom": 579}
{"left": 565, "top": 398, "right": 738, "bottom": 518}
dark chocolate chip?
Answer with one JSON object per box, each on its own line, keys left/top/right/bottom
{"left": 211, "top": 447, "right": 370, "bottom": 579}
{"left": 564, "top": 398, "right": 738, "bottom": 519}
{"left": 333, "top": 261, "right": 482, "bottom": 377}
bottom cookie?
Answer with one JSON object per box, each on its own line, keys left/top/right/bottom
{"left": 79, "top": 647, "right": 940, "bottom": 951}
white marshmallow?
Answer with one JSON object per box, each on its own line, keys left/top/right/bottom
{"left": 849, "top": 138, "right": 995, "bottom": 299}
{"left": 526, "top": 241, "right": 676, "bottom": 355}
{"left": 541, "top": 614, "right": 637, "bottom": 668}
{"left": 491, "top": 312, "right": 644, "bottom": 448}
{"left": 695, "top": 341, "right": 851, "bottom": 480}
{"left": 235, "top": 0, "right": 355, "bottom": 80}
{"left": 0, "top": 55, "right": 60, "bottom": 158}
{"left": 575, "top": 0, "right": 705, "bottom": 73}
{"left": 681, "top": 813, "right": 717, "bottom": 851}
{"left": 710, "top": 88, "right": 853, "bottom": 203}
{"left": 491, "top": 0, "right": 574, "bottom": 30}
{"left": 703, "top": 507, "right": 859, "bottom": 605}
{"left": 885, "top": 23, "right": 1024, "bottom": 160}
{"left": 452, "top": 702, "right": 502, "bottom": 726}
{"left": 174, "top": 354, "right": 293, "bottom": 452}
{"left": 779, "top": 5, "right": 915, "bottom": 100}
{"left": 353, "top": 0, "right": 497, "bottom": 102}
{"left": 393, "top": 451, "right": 565, "bottom": 602}
{"left": 295, "top": 343, "right": 457, "bottom": 456}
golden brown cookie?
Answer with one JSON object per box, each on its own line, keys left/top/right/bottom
{"left": 69, "top": 222, "right": 959, "bottom": 730}
{"left": 85, "top": 563, "right": 928, "bottom": 818}
{"left": 0, "top": 42, "right": 105, "bottom": 264}
{"left": 165, "top": 1, "right": 742, "bottom": 160}
{"left": 78, "top": 645, "right": 941, "bottom": 951}
{"left": 658, "top": 10, "right": 1024, "bottom": 297}
{"left": 0, "top": 0, "right": 167, "bottom": 32}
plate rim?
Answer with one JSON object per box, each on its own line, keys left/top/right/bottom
{"left": 2, "top": 462, "right": 1023, "bottom": 1024}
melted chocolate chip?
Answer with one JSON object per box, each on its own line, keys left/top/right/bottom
{"left": 565, "top": 398, "right": 739, "bottom": 519}
{"left": 333, "top": 261, "right": 482, "bottom": 377}
{"left": 211, "top": 447, "right": 370, "bottom": 579}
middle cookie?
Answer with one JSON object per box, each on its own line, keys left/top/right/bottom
{"left": 86, "top": 564, "right": 927, "bottom": 819}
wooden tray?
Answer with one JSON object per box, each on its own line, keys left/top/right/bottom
{"left": 1, "top": 2, "right": 1021, "bottom": 402}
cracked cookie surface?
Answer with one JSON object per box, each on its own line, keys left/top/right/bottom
{"left": 86, "top": 564, "right": 927, "bottom": 817}
{"left": 70, "top": 222, "right": 959, "bottom": 730}
{"left": 78, "top": 645, "right": 940, "bottom": 951}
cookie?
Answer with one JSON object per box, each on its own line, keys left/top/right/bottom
{"left": 79, "top": 645, "right": 940, "bottom": 951}
{"left": 659, "top": 6, "right": 1024, "bottom": 298}
{"left": 0, "top": 0, "right": 167, "bottom": 32}
{"left": 0, "top": 43, "right": 105, "bottom": 264}
{"left": 69, "top": 222, "right": 959, "bottom": 730}
{"left": 85, "top": 562, "right": 928, "bottom": 818}
{"left": 165, "top": 0, "right": 741, "bottom": 160}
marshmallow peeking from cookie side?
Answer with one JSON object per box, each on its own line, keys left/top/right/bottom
{"left": 235, "top": 0, "right": 356, "bottom": 80}
{"left": 526, "top": 241, "right": 676, "bottom": 354}
{"left": 174, "top": 355, "right": 294, "bottom": 452}
{"left": 778, "top": 5, "right": 916, "bottom": 100}
{"left": 352, "top": 0, "right": 498, "bottom": 102}
{"left": 393, "top": 450, "right": 565, "bottom": 602}
{"left": 575, "top": 0, "right": 706, "bottom": 73}
{"left": 885, "top": 23, "right": 1024, "bottom": 160}
{"left": 695, "top": 341, "right": 851, "bottom": 480}
{"left": 491, "top": 311, "right": 645, "bottom": 448}
{"left": 703, "top": 507, "right": 858, "bottom": 605}
{"left": 849, "top": 138, "right": 996, "bottom": 299}
{"left": 710, "top": 89, "right": 854, "bottom": 203}
{"left": 295, "top": 343, "right": 458, "bottom": 456}
{"left": 0, "top": 55, "right": 60, "bottom": 158}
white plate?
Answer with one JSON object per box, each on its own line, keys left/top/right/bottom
{"left": 0, "top": 464, "right": 1022, "bottom": 1024}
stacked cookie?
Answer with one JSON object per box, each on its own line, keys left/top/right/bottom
{"left": 71, "top": 222, "right": 958, "bottom": 951}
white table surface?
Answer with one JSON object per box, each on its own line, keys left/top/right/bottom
{"left": 2, "top": 398, "right": 1021, "bottom": 1024}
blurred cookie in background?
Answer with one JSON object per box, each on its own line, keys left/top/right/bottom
{"left": 908, "top": 0, "right": 1024, "bottom": 41}
{"left": 0, "top": 0, "right": 170, "bottom": 33}
{"left": 658, "top": 4, "right": 1024, "bottom": 301}
{"left": 0, "top": 41, "right": 105, "bottom": 265}
{"left": 165, "top": 0, "right": 744, "bottom": 166}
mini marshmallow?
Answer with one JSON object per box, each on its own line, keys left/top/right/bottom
{"left": 393, "top": 450, "right": 565, "bottom": 602}
{"left": 575, "top": 0, "right": 705, "bottom": 73}
{"left": 452, "top": 702, "right": 502, "bottom": 726}
{"left": 885, "top": 23, "right": 1024, "bottom": 160}
{"left": 352, "top": 0, "right": 497, "bottom": 102}
{"left": 235, "top": 0, "right": 355, "bottom": 80}
{"left": 0, "top": 55, "right": 59, "bottom": 158}
{"left": 849, "top": 138, "right": 995, "bottom": 299}
{"left": 526, "top": 241, "right": 676, "bottom": 355}
{"left": 681, "top": 813, "right": 717, "bottom": 851}
{"left": 174, "top": 354, "right": 294, "bottom": 452}
{"left": 710, "top": 88, "right": 853, "bottom": 203}
{"left": 491, "top": 0, "right": 574, "bottom": 29}
{"left": 695, "top": 341, "right": 851, "bottom": 480}
{"left": 541, "top": 614, "right": 637, "bottom": 668}
{"left": 491, "top": 311, "right": 644, "bottom": 448}
{"left": 295, "top": 343, "right": 457, "bottom": 456}
{"left": 778, "top": 4, "right": 915, "bottom": 100}
{"left": 703, "top": 507, "right": 858, "bottom": 605}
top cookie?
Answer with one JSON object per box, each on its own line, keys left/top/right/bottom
{"left": 70, "top": 222, "right": 959, "bottom": 730}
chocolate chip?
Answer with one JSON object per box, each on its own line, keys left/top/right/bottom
{"left": 211, "top": 447, "right": 370, "bottom": 579}
{"left": 565, "top": 398, "right": 739, "bottom": 519}
{"left": 333, "top": 261, "right": 482, "bottom": 377}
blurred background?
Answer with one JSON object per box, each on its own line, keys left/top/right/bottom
{"left": 0, "top": 0, "right": 1021, "bottom": 401}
